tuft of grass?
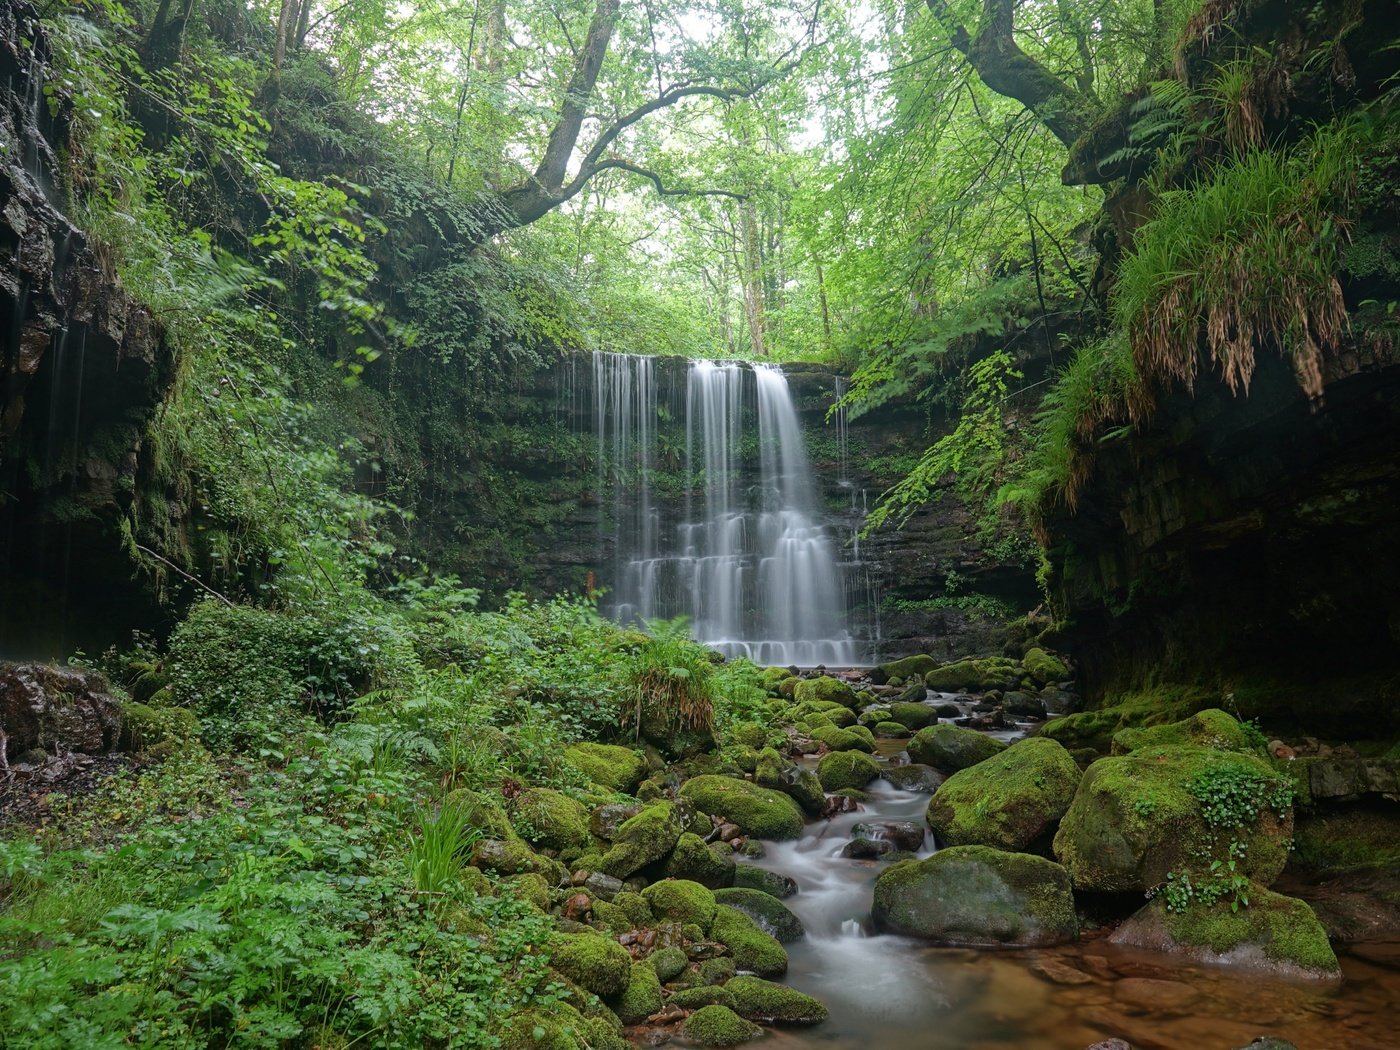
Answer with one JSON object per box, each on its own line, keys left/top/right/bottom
{"left": 406, "top": 799, "right": 483, "bottom": 900}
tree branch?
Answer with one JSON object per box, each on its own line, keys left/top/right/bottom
{"left": 594, "top": 159, "right": 749, "bottom": 200}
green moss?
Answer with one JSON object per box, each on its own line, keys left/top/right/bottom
{"left": 665, "top": 832, "right": 737, "bottom": 888}
{"left": 681, "top": 1005, "right": 762, "bottom": 1046}
{"left": 907, "top": 724, "right": 1006, "bottom": 772}
{"left": 120, "top": 701, "right": 199, "bottom": 752}
{"left": 1038, "top": 686, "right": 1212, "bottom": 752}
{"left": 1022, "top": 648, "right": 1069, "bottom": 685}
{"left": 640, "top": 879, "right": 718, "bottom": 931}
{"left": 816, "top": 750, "right": 880, "bottom": 791}
{"left": 727, "top": 721, "right": 771, "bottom": 749}
{"left": 732, "top": 865, "right": 796, "bottom": 899}
{"left": 678, "top": 775, "right": 805, "bottom": 840}
{"left": 471, "top": 835, "right": 559, "bottom": 877}
{"left": 927, "top": 737, "right": 1082, "bottom": 851}
{"left": 711, "top": 904, "right": 788, "bottom": 976}
{"left": 809, "top": 725, "right": 874, "bottom": 753}
{"left": 591, "top": 899, "right": 631, "bottom": 933}
{"left": 564, "top": 742, "right": 648, "bottom": 794}
{"left": 880, "top": 655, "right": 938, "bottom": 681}
{"left": 598, "top": 802, "right": 683, "bottom": 877}
{"left": 1112, "top": 708, "right": 1260, "bottom": 756}
{"left": 645, "top": 944, "right": 688, "bottom": 982}
{"left": 503, "top": 872, "right": 552, "bottom": 912}
{"left": 754, "top": 748, "right": 826, "bottom": 815}
{"left": 510, "top": 788, "right": 591, "bottom": 853}
{"left": 550, "top": 933, "right": 633, "bottom": 998}
{"left": 888, "top": 702, "right": 939, "bottom": 730}
{"left": 697, "top": 955, "right": 737, "bottom": 985}
{"left": 1290, "top": 807, "right": 1400, "bottom": 875}
{"left": 444, "top": 787, "right": 515, "bottom": 840}
{"left": 924, "top": 657, "right": 1017, "bottom": 693}
{"left": 792, "top": 676, "right": 858, "bottom": 709}
{"left": 668, "top": 985, "right": 735, "bottom": 1009}
{"left": 499, "top": 1003, "right": 595, "bottom": 1050}
{"left": 875, "top": 721, "right": 909, "bottom": 738}
{"left": 847, "top": 724, "right": 875, "bottom": 746}
{"left": 713, "top": 888, "right": 804, "bottom": 943}
{"left": 615, "top": 963, "right": 663, "bottom": 1024}
{"left": 614, "top": 891, "right": 654, "bottom": 928}
{"left": 725, "top": 975, "right": 828, "bottom": 1024}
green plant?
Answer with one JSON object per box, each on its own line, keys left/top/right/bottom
{"left": 623, "top": 617, "right": 719, "bottom": 742}
{"left": 406, "top": 799, "right": 484, "bottom": 901}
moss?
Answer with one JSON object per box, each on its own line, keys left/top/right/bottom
{"left": 725, "top": 975, "right": 828, "bottom": 1024}
{"left": 510, "top": 788, "right": 591, "bottom": 853}
{"left": 614, "top": 891, "right": 654, "bottom": 928}
{"left": 888, "top": 702, "right": 939, "bottom": 731}
{"left": 120, "top": 702, "right": 199, "bottom": 752}
{"left": 847, "top": 724, "right": 875, "bottom": 746}
{"left": 924, "top": 657, "right": 1017, "bottom": 693}
{"left": 1112, "top": 708, "right": 1260, "bottom": 756}
{"left": 713, "top": 888, "right": 804, "bottom": 943}
{"left": 681, "top": 1005, "right": 763, "bottom": 1046}
{"left": 1022, "top": 648, "right": 1069, "bottom": 685}
{"left": 1052, "top": 746, "right": 1293, "bottom": 893}
{"left": 564, "top": 742, "right": 648, "bottom": 794}
{"left": 1290, "top": 807, "right": 1400, "bottom": 875}
{"left": 926, "top": 737, "right": 1082, "bottom": 851}
{"left": 792, "top": 676, "right": 858, "bottom": 709}
{"left": 444, "top": 788, "right": 515, "bottom": 840}
{"left": 499, "top": 1003, "right": 594, "bottom": 1050}
{"left": 879, "top": 654, "right": 938, "bottom": 681}
{"left": 697, "top": 955, "right": 737, "bottom": 985}
{"left": 598, "top": 802, "right": 683, "bottom": 877}
{"left": 669, "top": 985, "right": 736, "bottom": 1009}
{"left": 907, "top": 724, "right": 1006, "bottom": 772}
{"left": 871, "top": 846, "right": 1078, "bottom": 946}
{"left": 591, "top": 899, "right": 631, "bottom": 933}
{"left": 816, "top": 750, "right": 880, "bottom": 791}
{"left": 809, "top": 725, "right": 874, "bottom": 753}
{"left": 754, "top": 748, "right": 826, "bottom": 815}
{"left": 711, "top": 904, "right": 788, "bottom": 976}
{"left": 757, "top": 667, "right": 791, "bottom": 694}
{"left": 665, "top": 832, "right": 737, "bottom": 888}
{"left": 646, "top": 944, "right": 688, "bottom": 982}
{"left": 858, "top": 705, "right": 893, "bottom": 725}
{"left": 732, "top": 865, "right": 797, "bottom": 899}
{"left": 504, "top": 872, "right": 552, "bottom": 912}
{"left": 778, "top": 676, "right": 801, "bottom": 699}
{"left": 471, "top": 835, "right": 559, "bottom": 878}
{"left": 640, "top": 879, "right": 718, "bottom": 931}
{"left": 727, "top": 721, "right": 770, "bottom": 749}
{"left": 678, "top": 775, "right": 805, "bottom": 840}
{"left": 875, "top": 721, "right": 909, "bottom": 737}
{"left": 615, "top": 963, "right": 663, "bottom": 1024}
{"left": 550, "top": 933, "right": 633, "bottom": 998}
{"left": 1037, "top": 686, "right": 1212, "bottom": 752}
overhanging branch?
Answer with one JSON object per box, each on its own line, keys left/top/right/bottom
{"left": 594, "top": 159, "right": 749, "bottom": 200}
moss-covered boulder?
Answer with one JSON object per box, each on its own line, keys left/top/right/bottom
{"left": 725, "top": 975, "right": 829, "bottom": 1024}
{"left": 598, "top": 802, "right": 684, "bottom": 878}
{"left": 1111, "top": 708, "right": 1260, "bottom": 756}
{"left": 646, "top": 944, "right": 688, "bottom": 982}
{"left": 443, "top": 788, "right": 514, "bottom": 839}
{"left": 682, "top": 1005, "right": 762, "bottom": 1046}
{"left": 1108, "top": 886, "right": 1339, "bottom": 979}
{"left": 888, "top": 702, "right": 940, "bottom": 731}
{"left": 755, "top": 747, "right": 826, "bottom": 814}
{"left": 926, "top": 737, "right": 1081, "bottom": 851}
{"left": 510, "top": 788, "right": 591, "bottom": 853}
{"left": 871, "top": 846, "right": 1077, "bottom": 946}
{"left": 679, "top": 775, "right": 805, "bottom": 840}
{"left": 880, "top": 763, "right": 945, "bottom": 793}
{"left": 665, "top": 832, "right": 737, "bottom": 888}
{"left": 1053, "top": 746, "right": 1294, "bottom": 893}
{"left": 879, "top": 654, "right": 939, "bottom": 682}
{"left": 714, "top": 888, "right": 804, "bottom": 943}
{"left": 733, "top": 864, "right": 798, "bottom": 899}
{"left": 792, "top": 676, "right": 859, "bottom": 709}
{"left": 615, "top": 962, "right": 664, "bottom": 1024}
{"left": 550, "top": 933, "right": 633, "bottom": 997}
{"left": 500, "top": 1002, "right": 627, "bottom": 1050}
{"left": 711, "top": 904, "right": 788, "bottom": 976}
{"left": 564, "top": 742, "right": 648, "bottom": 794}
{"left": 640, "top": 879, "right": 718, "bottom": 931}
{"left": 119, "top": 702, "right": 199, "bottom": 752}
{"left": 669, "top": 985, "right": 736, "bottom": 1010}
{"left": 727, "top": 721, "right": 771, "bottom": 749}
{"left": 471, "top": 836, "right": 560, "bottom": 878}
{"left": 1036, "top": 687, "right": 1211, "bottom": 752}
{"left": 816, "top": 750, "right": 880, "bottom": 792}
{"left": 875, "top": 721, "right": 909, "bottom": 738}
{"left": 1022, "top": 648, "right": 1069, "bottom": 685}
{"left": 924, "top": 657, "right": 1016, "bottom": 693}
{"left": 810, "top": 724, "right": 875, "bottom": 753}
{"left": 907, "top": 724, "right": 1007, "bottom": 772}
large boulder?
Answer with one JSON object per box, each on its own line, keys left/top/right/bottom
{"left": 880, "top": 763, "right": 945, "bottom": 793}
{"left": 665, "top": 832, "right": 737, "bottom": 888}
{"left": 1053, "top": 746, "right": 1294, "bottom": 893}
{"left": 711, "top": 904, "right": 788, "bottom": 975}
{"left": 509, "top": 788, "right": 591, "bottom": 854}
{"left": 564, "top": 742, "right": 648, "bottom": 793}
{"left": 1, "top": 663, "right": 122, "bottom": 761}
{"left": 923, "top": 657, "right": 1017, "bottom": 693}
{"left": 888, "top": 702, "right": 940, "bottom": 731}
{"left": 808, "top": 725, "right": 874, "bottom": 753}
{"left": 1108, "top": 886, "right": 1340, "bottom": 980}
{"left": 724, "top": 975, "right": 828, "bottom": 1024}
{"left": 754, "top": 747, "right": 826, "bottom": 814}
{"left": 598, "top": 802, "right": 684, "bottom": 877}
{"left": 679, "top": 775, "right": 805, "bottom": 840}
{"left": 907, "top": 724, "right": 1007, "bottom": 772}
{"left": 926, "top": 737, "right": 1081, "bottom": 851}
{"left": 641, "top": 878, "right": 718, "bottom": 931}
{"left": 816, "top": 750, "right": 880, "bottom": 791}
{"left": 871, "top": 846, "right": 1077, "bottom": 947}
{"left": 550, "top": 933, "right": 633, "bottom": 997}
{"left": 1111, "top": 708, "right": 1260, "bottom": 756}
{"left": 713, "top": 888, "right": 805, "bottom": 942}
{"left": 1022, "top": 647, "right": 1069, "bottom": 685}
{"left": 792, "top": 676, "right": 859, "bottom": 709}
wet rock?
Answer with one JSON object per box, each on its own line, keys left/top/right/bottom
{"left": 816, "top": 750, "right": 880, "bottom": 791}
{"left": 880, "top": 763, "right": 945, "bottom": 793}
{"left": 840, "top": 836, "right": 894, "bottom": 860}
{"left": 933, "top": 702, "right": 964, "bottom": 717}
{"left": 927, "top": 737, "right": 1081, "bottom": 851}
{"left": 732, "top": 864, "right": 797, "bottom": 899}
{"left": 590, "top": 803, "right": 643, "bottom": 841}
{"left": 821, "top": 793, "right": 861, "bottom": 817}
{"left": 878, "top": 655, "right": 939, "bottom": 682}
{"left": 713, "top": 888, "right": 805, "bottom": 943}
{"left": 852, "top": 820, "right": 925, "bottom": 852}
{"left": 584, "top": 872, "right": 625, "bottom": 901}
{"left": 754, "top": 746, "right": 826, "bottom": 814}
{"left": 1, "top": 663, "right": 122, "bottom": 763}
{"left": 1112, "top": 977, "right": 1198, "bottom": 1012}
{"left": 1029, "top": 956, "right": 1094, "bottom": 985}
{"left": 678, "top": 775, "right": 805, "bottom": 840}
{"left": 1004, "top": 691, "right": 1047, "bottom": 717}
{"left": 907, "top": 724, "right": 1007, "bottom": 772}
{"left": 1298, "top": 756, "right": 1400, "bottom": 802}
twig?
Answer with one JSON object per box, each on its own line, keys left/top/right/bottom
{"left": 133, "top": 544, "right": 235, "bottom": 607}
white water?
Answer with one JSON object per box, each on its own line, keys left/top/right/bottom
{"left": 588, "top": 352, "right": 867, "bottom": 665}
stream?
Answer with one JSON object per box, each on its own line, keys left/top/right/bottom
{"left": 683, "top": 724, "right": 1400, "bottom": 1050}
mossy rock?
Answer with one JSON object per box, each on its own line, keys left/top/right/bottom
{"left": 504, "top": 872, "right": 552, "bottom": 912}
{"left": 1022, "top": 648, "right": 1069, "bottom": 685}
{"left": 881, "top": 763, "right": 945, "bottom": 794}
{"left": 757, "top": 666, "right": 791, "bottom": 694}
{"left": 669, "top": 985, "right": 736, "bottom": 1009}
{"left": 510, "top": 788, "right": 591, "bottom": 853}
{"left": 697, "top": 955, "right": 738, "bottom": 985}
{"left": 682, "top": 1005, "right": 762, "bottom": 1046}
{"left": 646, "top": 944, "right": 688, "bottom": 982}
{"left": 907, "top": 724, "right": 1007, "bottom": 772}
{"left": 565, "top": 742, "right": 648, "bottom": 794}
{"left": 1112, "top": 708, "right": 1261, "bottom": 756}
{"left": 713, "top": 888, "right": 804, "bottom": 942}
{"left": 1290, "top": 806, "right": 1400, "bottom": 876}
{"left": 871, "top": 846, "right": 1078, "bottom": 946}
{"left": 888, "top": 702, "right": 939, "bottom": 731}
{"left": 501, "top": 1002, "right": 626, "bottom": 1050}
{"left": 711, "top": 904, "right": 788, "bottom": 976}
{"left": 733, "top": 864, "right": 798, "bottom": 899}
{"left": 879, "top": 654, "right": 939, "bottom": 682}
{"left": 924, "top": 657, "right": 1016, "bottom": 693}
{"left": 810, "top": 724, "right": 874, "bottom": 753}
{"left": 725, "top": 975, "right": 828, "bottom": 1024}
{"left": 792, "top": 676, "right": 859, "bottom": 709}
{"left": 679, "top": 775, "right": 805, "bottom": 840}
{"left": 1108, "top": 886, "right": 1340, "bottom": 979}
{"left": 728, "top": 721, "right": 771, "bottom": 749}
{"left": 591, "top": 899, "right": 631, "bottom": 934}
{"left": 755, "top": 747, "right": 826, "bottom": 815}
{"left": 598, "top": 802, "right": 684, "bottom": 878}
{"left": 875, "top": 721, "right": 909, "bottom": 738}
{"left": 119, "top": 702, "right": 199, "bottom": 752}
{"left": 857, "top": 705, "right": 893, "bottom": 726}
{"left": 615, "top": 962, "right": 664, "bottom": 1024}
{"left": 1053, "top": 746, "right": 1294, "bottom": 893}
{"left": 445, "top": 788, "right": 516, "bottom": 840}
{"left": 926, "top": 737, "right": 1082, "bottom": 851}
{"left": 640, "top": 879, "right": 718, "bottom": 931}
{"left": 816, "top": 750, "right": 880, "bottom": 792}
{"left": 665, "top": 832, "right": 737, "bottom": 888}
{"left": 471, "top": 836, "right": 559, "bottom": 878}
{"left": 847, "top": 724, "right": 875, "bottom": 746}
{"left": 550, "top": 933, "right": 633, "bottom": 997}
{"left": 1037, "top": 686, "right": 1212, "bottom": 752}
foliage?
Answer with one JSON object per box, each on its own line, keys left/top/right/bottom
{"left": 623, "top": 618, "right": 719, "bottom": 742}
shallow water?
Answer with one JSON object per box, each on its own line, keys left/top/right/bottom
{"left": 674, "top": 722, "right": 1400, "bottom": 1050}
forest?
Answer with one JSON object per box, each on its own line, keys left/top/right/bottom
{"left": 1, "top": 0, "right": 1399, "bottom": 1047}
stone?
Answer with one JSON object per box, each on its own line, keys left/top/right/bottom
{"left": 1022, "top": 647, "right": 1069, "bottom": 685}
{"left": 599, "top": 802, "right": 685, "bottom": 878}
{"left": 616, "top": 964, "right": 664, "bottom": 1025}
{"left": 665, "top": 832, "right": 737, "bottom": 888}
{"left": 641, "top": 879, "right": 718, "bottom": 931}
{"left": 551, "top": 933, "right": 633, "bottom": 997}
{"left": 809, "top": 724, "right": 875, "bottom": 753}
{"left": 792, "top": 675, "right": 859, "bottom": 709}
{"left": 710, "top": 904, "right": 788, "bottom": 976}
{"left": 1, "top": 663, "right": 122, "bottom": 760}
{"left": 679, "top": 775, "right": 806, "bottom": 840}
{"left": 878, "top": 654, "right": 939, "bottom": 682}
{"left": 1112, "top": 977, "right": 1198, "bottom": 1012}
{"left": 509, "top": 788, "right": 591, "bottom": 853}
{"left": 852, "top": 820, "right": 925, "bottom": 852}
{"left": 732, "top": 864, "right": 798, "bottom": 899}
{"left": 668, "top": 985, "right": 735, "bottom": 1010}
{"left": 888, "top": 701, "right": 941, "bottom": 730}
{"left": 871, "top": 846, "right": 1078, "bottom": 947}
{"left": 816, "top": 749, "right": 880, "bottom": 791}
{"left": 1028, "top": 956, "right": 1094, "bottom": 985}
{"left": 713, "top": 887, "right": 805, "bottom": 942}
{"left": 875, "top": 721, "right": 910, "bottom": 737}
{"left": 583, "top": 872, "right": 625, "bottom": 901}
{"left": 907, "top": 724, "right": 1007, "bottom": 772}
{"left": 1111, "top": 708, "right": 1261, "bottom": 756}
{"left": 924, "top": 656, "right": 1018, "bottom": 693}
{"left": 840, "top": 837, "right": 894, "bottom": 859}
{"left": 725, "top": 975, "right": 828, "bottom": 1024}
{"left": 926, "top": 737, "right": 1082, "bottom": 851}
{"left": 880, "top": 763, "right": 945, "bottom": 793}
{"left": 590, "top": 803, "right": 643, "bottom": 841}
{"left": 646, "top": 944, "right": 688, "bottom": 982}
{"left": 681, "top": 1005, "right": 762, "bottom": 1046}
{"left": 754, "top": 747, "right": 826, "bottom": 814}
{"left": 564, "top": 742, "right": 648, "bottom": 793}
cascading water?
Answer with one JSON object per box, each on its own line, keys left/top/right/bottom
{"left": 587, "top": 351, "right": 867, "bottom": 665}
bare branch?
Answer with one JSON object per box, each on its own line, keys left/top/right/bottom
{"left": 594, "top": 159, "right": 749, "bottom": 200}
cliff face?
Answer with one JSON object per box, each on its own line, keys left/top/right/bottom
{"left": 1045, "top": 0, "right": 1400, "bottom": 733}
{"left": 0, "top": 2, "right": 171, "bottom": 656}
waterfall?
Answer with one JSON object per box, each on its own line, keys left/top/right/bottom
{"left": 589, "top": 351, "right": 865, "bottom": 666}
